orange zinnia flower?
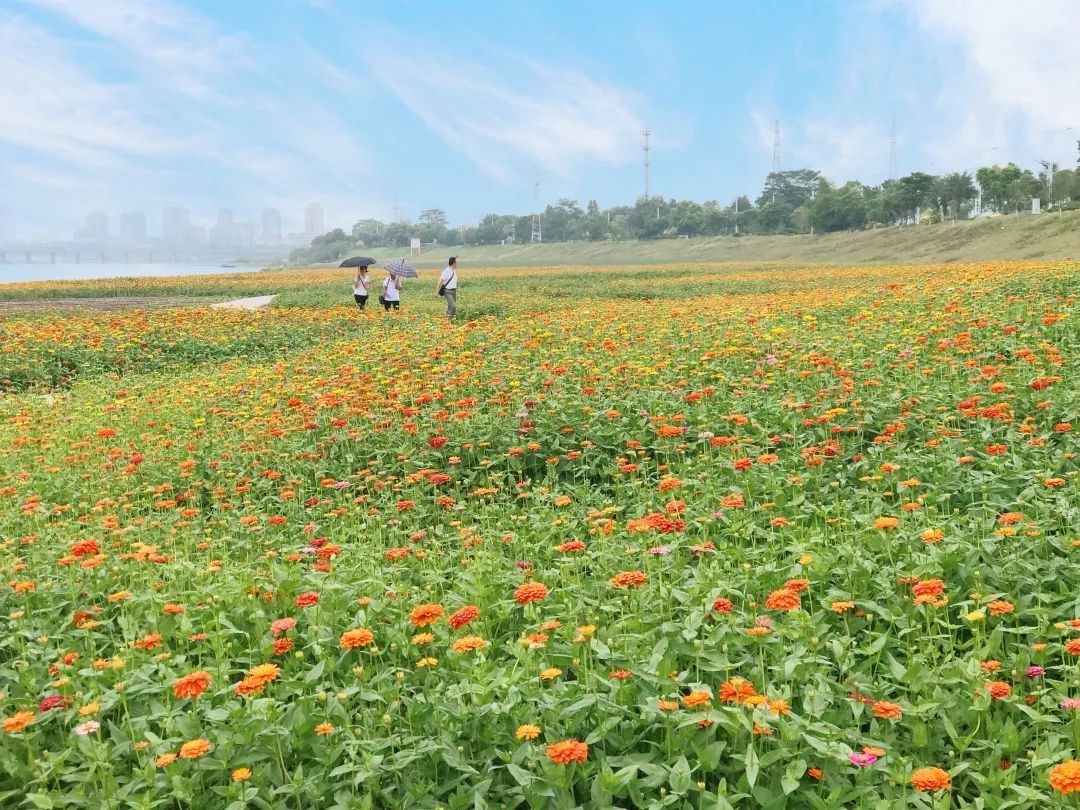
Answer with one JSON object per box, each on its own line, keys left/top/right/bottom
{"left": 231, "top": 768, "right": 252, "bottom": 782}
{"left": 719, "top": 678, "right": 757, "bottom": 704}
{"left": 2, "top": 711, "right": 35, "bottom": 733}
{"left": 448, "top": 604, "right": 480, "bottom": 629}
{"left": 1050, "top": 760, "right": 1080, "bottom": 794}
{"left": 911, "top": 766, "right": 951, "bottom": 792}
{"left": 987, "top": 600, "right": 1014, "bottom": 616}
{"left": 340, "top": 627, "right": 375, "bottom": 650}
{"left": 609, "top": 571, "right": 647, "bottom": 589}
{"left": 173, "top": 670, "right": 211, "bottom": 700}
{"left": 515, "top": 724, "right": 541, "bottom": 740}
{"left": 409, "top": 603, "right": 444, "bottom": 628}
{"left": 871, "top": 700, "right": 902, "bottom": 719}
{"left": 554, "top": 540, "right": 587, "bottom": 553}
{"left": 765, "top": 588, "right": 800, "bottom": 611}
{"left": 248, "top": 663, "right": 280, "bottom": 686}
{"left": 681, "top": 690, "right": 711, "bottom": 708}
{"left": 872, "top": 516, "right": 898, "bottom": 530}
{"left": 987, "top": 681, "right": 1012, "bottom": 700}
{"left": 452, "top": 635, "right": 489, "bottom": 653}
{"left": 514, "top": 582, "right": 549, "bottom": 605}
{"left": 178, "top": 738, "right": 212, "bottom": 759}
{"left": 315, "top": 722, "right": 335, "bottom": 735}
{"left": 911, "top": 579, "right": 944, "bottom": 598}
{"left": 546, "top": 739, "right": 588, "bottom": 765}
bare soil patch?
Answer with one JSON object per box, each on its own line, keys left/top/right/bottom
{"left": 0, "top": 296, "right": 218, "bottom": 313}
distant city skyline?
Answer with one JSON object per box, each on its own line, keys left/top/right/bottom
{"left": 62, "top": 204, "right": 318, "bottom": 250}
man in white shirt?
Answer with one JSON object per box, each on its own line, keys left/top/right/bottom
{"left": 437, "top": 256, "right": 458, "bottom": 321}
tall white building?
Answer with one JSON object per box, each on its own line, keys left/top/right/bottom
{"left": 119, "top": 211, "right": 146, "bottom": 244}
{"left": 75, "top": 211, "right": 108, "bottom": 242}
{"left": 163, "top": 207, "right": 190, "bottom": 246}
{"left": 261, "top": 208, "right": 282, "bottom": 244}
{"left": 304, "top": 203, "right": 324, "bottom": 237}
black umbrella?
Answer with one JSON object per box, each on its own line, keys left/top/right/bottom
{"left": 340, "top": 256, "right": 377, "bottom": 268}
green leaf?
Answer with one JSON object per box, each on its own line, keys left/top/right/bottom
{"left": 669, "top": 755, "right": 692, "bottom": 795}
{"left": 744, "top": 743, "right": 760, "bottom": 788}
{"left": 305, "top": 659, "right": 326, "bottom": 683}
{"left": 506, "top": 763, "right": 534, "bottom": 787}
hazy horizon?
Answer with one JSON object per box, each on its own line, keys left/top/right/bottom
{"left": 2, "top": 0, "right": 1079, "bottom": 243}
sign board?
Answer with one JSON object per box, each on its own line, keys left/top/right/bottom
{"left": 410, "top": 237, "right": 421, "bottom": 250}
{"left": 1032, "top": 197, "right": 1041, "bottom": 215}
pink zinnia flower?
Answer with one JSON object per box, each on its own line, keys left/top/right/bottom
{"left": 1060, "top": 698, "right": 1080, "bottom": 710}
{"left": 1027, "top": 665, "right": 1045, "bottom": 679}
{"left": 849, "top": 752, "right": 878, "bottom": 767}
{"left": 648, "top": 546, "right": 671, "bottom": 556}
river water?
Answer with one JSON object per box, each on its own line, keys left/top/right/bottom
{"left": 0, "top": 263, "right": 264, "bottom": 285}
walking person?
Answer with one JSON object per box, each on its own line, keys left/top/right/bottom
{"left": 353, "top": 266, "right": 372, "bottom": 309}
{"left": 381, "top": 271, "right": 401, "bottom": 311}
{"left": 437, "top": 256, "right": 458, "bottom": 321}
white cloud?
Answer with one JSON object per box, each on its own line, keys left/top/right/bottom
{"left": 749, "top": 110, "right": 890, "bottom": 184}
{"left": 908, "top": 0, "right": 1080, "bottom": 166}
{"left": 0, "top": 17, "right": 178, "bottom": 165}
{"left": 0, "top": 2, "right": 377, "bottom": 239}
{"left": 364, "top": 43, "right": 644, "bottom": 181}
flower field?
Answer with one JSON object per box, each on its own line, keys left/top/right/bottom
{"left": 0, "top": 260, "right": 1078, "bottom": 808}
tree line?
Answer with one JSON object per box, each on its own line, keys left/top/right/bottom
{"left": 291, "top": 154, "right": 1080, "bottom": 263}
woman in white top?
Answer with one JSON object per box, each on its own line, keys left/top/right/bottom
{"left": 381, "top": 272, "right": 401, "bottom": 311}
{"left": 353, "top": 267, "right": 372, "bottom": 309}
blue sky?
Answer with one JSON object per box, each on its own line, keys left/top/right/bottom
{"left": 2, "top": 0, "right": 1078, "bottom": 240}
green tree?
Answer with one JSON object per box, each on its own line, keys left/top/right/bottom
{"left": 937, "top": 172, "right": 977, "bottom": 219}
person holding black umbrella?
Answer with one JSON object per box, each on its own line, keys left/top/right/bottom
{"left": 340, "top": 256, "right": 377, "bottom": 309}
{"left": 353, "top": 266, "right": 372, "bottom": 309}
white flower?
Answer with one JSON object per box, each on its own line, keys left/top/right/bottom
{"left": 75, "top": 721, "right": 100, "bottom": 736}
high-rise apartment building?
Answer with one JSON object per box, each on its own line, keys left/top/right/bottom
{"left": 163, "top": 207, "right": 190, "bottom": 246}
{"left": 119, "top": 211, "right": 146, "bottom": 244}
{"left": 304, "top": 203, "right": 324, "bottom": 236}
{"left": 75, "top": 211, "right": 108, "bottom": 241}
{"left": 261, "top": 207, "right": 282, "bottom": 244}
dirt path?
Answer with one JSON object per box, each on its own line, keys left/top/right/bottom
{"left": 0, "top": 296, "right": 219, "bottom": 312}
{"left": 210, "top": 295, "right": 277, "bottom": 310}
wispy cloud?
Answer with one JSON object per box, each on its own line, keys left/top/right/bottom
{"left": 1, "top": 0, "right": 377, "bottom": 238}
{"left": 749, "top": 109, "right": 890, "bottom": 184}
{"left": 0, "top": 17, "right": 178, "bottom": 166}
{"left": 907, "top": 0, "right": 1080, "bottom": 166}
{"left": 365, "top": 41, "right": 645, "bottom": 181}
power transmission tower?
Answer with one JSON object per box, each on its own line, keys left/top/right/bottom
{"left": 642, "top": 129, "right": 652, "bottom": 199}
{"left": 391, "top": 193, "right": 402, "bottom": 223}
{"left": 530, "top": 181, "right": 542, "bottom": 243}
{"left": 889, "top": 118, "right": 898, "bottom": 181}
{"left": 772, "top": 120, "right": 781, "bottom": 172}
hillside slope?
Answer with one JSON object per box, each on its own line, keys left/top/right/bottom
{"left": 404, "top": 210, "right": 1080, "bottom": 268}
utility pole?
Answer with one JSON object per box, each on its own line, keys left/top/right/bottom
{"left": 642, "top": 129, "right": 652, "bottom": 200}
{"left": 772, "top": 120, "right": 781, "bottom": 172}
{"left": 734, "top": 197, "right": 739, "bottom": 235}
{"left": 391, "top": 194, "right": 401, "bottom": 223}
